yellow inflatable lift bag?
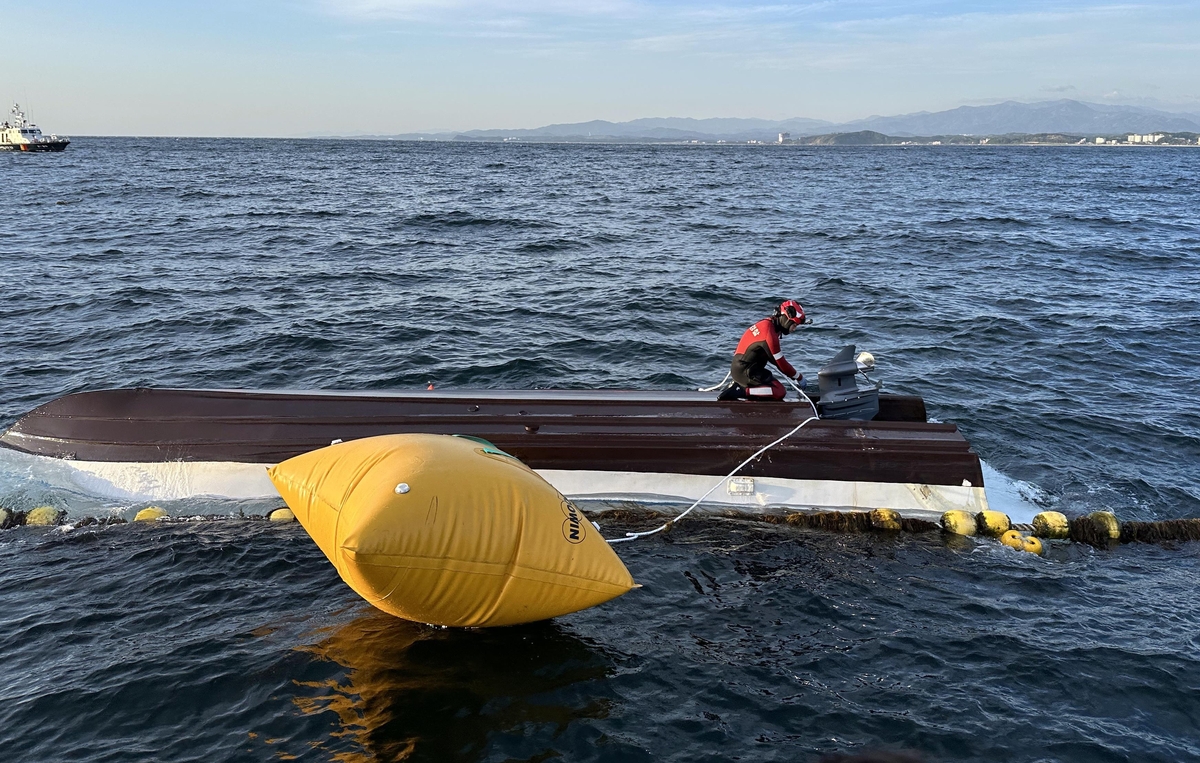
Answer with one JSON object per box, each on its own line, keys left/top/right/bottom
{"left": 267, "top": 434, "right": 635, "bottom": 627}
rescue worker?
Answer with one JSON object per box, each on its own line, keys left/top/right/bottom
{"left": 719, "top": 300, "right": 809, "bottom": 401}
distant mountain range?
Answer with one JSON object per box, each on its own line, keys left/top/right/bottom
{"left": 454, "top": 115, "right": 837, "bottom": 142}
{"left": 837, "top": 100, "right": 1200, "bottom": 137}
{"left": 349, "top": 100, "right": 1200, "bottom": 142}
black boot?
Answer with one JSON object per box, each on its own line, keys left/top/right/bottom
{"left": 717, "top": 383, "right": 745, "bottom": 401}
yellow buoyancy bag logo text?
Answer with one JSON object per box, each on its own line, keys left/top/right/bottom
{"left": 561, "top": 500, "right": 586, "bottom": 544}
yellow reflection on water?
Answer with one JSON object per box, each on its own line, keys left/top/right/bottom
{"left": 291, "top": 609, "right": 614, "bottom": 761}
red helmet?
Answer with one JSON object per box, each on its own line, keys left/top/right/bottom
{"left": 778, "top": 299, "right": 807, "bottom": 327}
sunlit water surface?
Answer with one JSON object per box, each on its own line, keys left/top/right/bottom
{"left": 1, "top": 139, "right": 1198, "bottom": 761}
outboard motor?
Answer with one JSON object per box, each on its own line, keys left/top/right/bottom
{"left": 816, "top": 345, "right": 881, "bottom": 421}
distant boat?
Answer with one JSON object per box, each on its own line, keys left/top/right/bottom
{"left": 0, "top": 103, "right": 69, "bottom": 152}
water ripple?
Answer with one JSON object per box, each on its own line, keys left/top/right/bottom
{"left": 2, "top": 140, "right": 1200, "bottom": 761}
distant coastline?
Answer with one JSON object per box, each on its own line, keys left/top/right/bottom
{"left": 321, "top": 129, "right": 1200, "bottom": 147}
{"left": 315, "top": 99, "right": 1200, "bottom": 147}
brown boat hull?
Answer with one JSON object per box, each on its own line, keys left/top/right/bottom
{"left": 0, "top": 388, "right": 981, "bottom": 489}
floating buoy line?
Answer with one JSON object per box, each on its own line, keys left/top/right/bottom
{"left": 0, "top": 505, "right": 299, "bottom": 530}
{"left": 4, "top": 502, "right": 1199, "bottom": 551}
{"left": 591, "top": 506, "right": 1200, "bottom": 552}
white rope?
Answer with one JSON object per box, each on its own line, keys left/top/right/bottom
{"left": 606, "top": 377, "right": 820, "bottom": 544}
{"left": 697, "top": 371, "right": 731, "bottom": 392}
{"left": 784, "top": 374, "right": 818, "bottom": 413}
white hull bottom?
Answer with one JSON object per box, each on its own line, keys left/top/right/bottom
{"left": 4, "top": 453, "right": 1036, "bottom": 523}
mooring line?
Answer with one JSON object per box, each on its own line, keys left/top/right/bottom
{"left": 606, "top": 377, "right": 819, "bottom": 544}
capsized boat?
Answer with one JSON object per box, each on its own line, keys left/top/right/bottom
{"left": 0, "top": 347, "right": 991, "bottom": 520}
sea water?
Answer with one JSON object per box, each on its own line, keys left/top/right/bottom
{"left": 1, "top": 139, "right": 1198, "bottom": 761}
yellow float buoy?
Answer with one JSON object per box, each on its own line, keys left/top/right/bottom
{"left": 1032, "top": 511, "right": 1069, "bottom": 539}
{"left": 941, "top": 509, "right": 976, "bottom": 536}
{"left": 1088, "top": 511, "right": 1121, "bottom": 540}
{"left": 268, "top": 508, "right": 295, "bottom": 523}
{"left": 268, "top": 433, "right": 636, "bottom": 628}
{"left": 26, "top": 506, "right": 62, "bottom": 526}
{"left": 134, "top": 507, "right": 168, "bottom": 522}
{"left": 869, "top": 508, "right": 902, "bottom": 531}
{"left": 1022, "top": 536, "right": 1044, "bottom": 555}
{"left": 976, "top": 510, "right": 1011, "bottom": 537}
{"left": 1000, "top": 529, "right": 1025, "bottom": 550}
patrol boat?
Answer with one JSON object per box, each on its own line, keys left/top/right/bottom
{"left": 0, "top": 104, "right": 69, "bottom": 152}
{"left": 0, "top": 346, "right": 998, "bottom": 521}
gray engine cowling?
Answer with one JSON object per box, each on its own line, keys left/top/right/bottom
{"left": 816, "top": 344, "right": 880, "bottom": 421}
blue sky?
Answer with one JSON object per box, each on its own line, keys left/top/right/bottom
{"left": 3, "top": 0, "right": 1198, "bottom": 136}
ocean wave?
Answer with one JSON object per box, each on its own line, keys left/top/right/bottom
{"left": 4, "top": 140, "right": 1200, "bottom": 760}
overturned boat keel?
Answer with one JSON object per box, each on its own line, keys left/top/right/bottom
{"left": 0, "top": 386, "right": 1006, "bottom": 521}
